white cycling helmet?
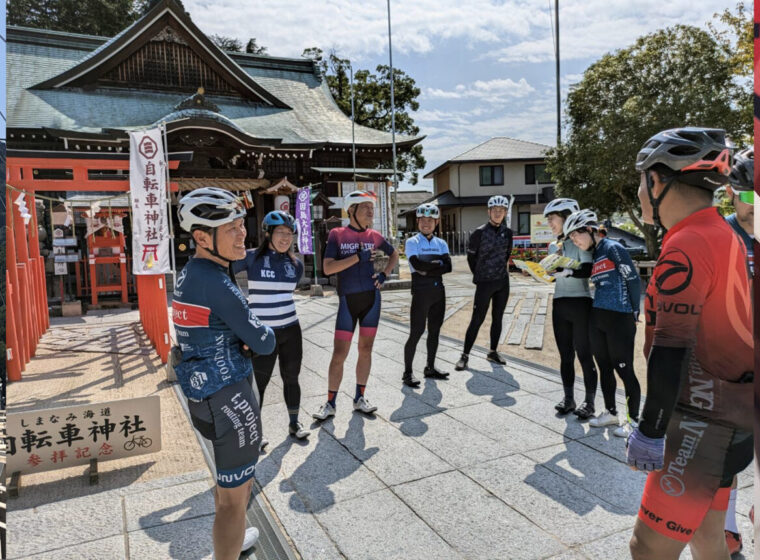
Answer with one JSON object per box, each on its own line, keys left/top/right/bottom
{"left": 563, "top": 209, "right": 599, "bottom": 237}
{"left": 543, "top": 198, "right": 579, "bottom": 218}
{"left": 178, "top": 187, "right": 246, "bottom": 232}
{"left": 415, "top": 203, "right": 440, "bottom": 219}
{"left": 343, "top": 190, "right": 377, "bottom": 212}
{"left": 488, "top": 195, "right": 510, "bottom": 208}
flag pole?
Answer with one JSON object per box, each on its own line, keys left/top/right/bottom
{"left": 161, "top": 122, "right": 177, "bottom": 287}
{"left": 387, "top": 0, "right": 399, "bottom": 241}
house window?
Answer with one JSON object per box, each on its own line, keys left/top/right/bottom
{"left": 525, "top": 164, "right": 552, "bottom": 185}
{"left": 479, "top": 165, "right": 504, "bottom": 186}
{"left": 518, "top": 212, "right": 531, "bottom": 235}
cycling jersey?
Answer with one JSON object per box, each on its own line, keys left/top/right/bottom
{"left": 643, "top": 207, "right": 752, "bottom": 427}
{"left": 232, "top": 249, "right": 303, "bottom": 329}
{"left": 590, "top": 237, "right": 640, "bottom": 314}
{"left": 725, "top": 213, "right": 753, "bottom": 274}
{"left": 405, "top": 233, "right": 451, "bottom": 290}
{"left": 467, "top": 222, "right": 513, "bottom": 283}
{"left": 550, "top": 238, "right": 592, "bottom": 299}
{"left": 172, "top": 257, "right": 276, "bottom": 401}
{"left": 324, "top": 226, "right": 395, "bottom": 296}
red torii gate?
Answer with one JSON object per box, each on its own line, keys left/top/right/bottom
{"left": 6, "top": 151, "right": 190, "bottom": 380}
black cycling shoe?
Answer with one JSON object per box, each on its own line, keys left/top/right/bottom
{"left": 554, "top": 397, "right": 576, "bottom": 415}
{"left": 574, "top": 401, "right": 595, "bottom": 420}
{"left": 486, "top": 351, "right": 507, "bottom": 365}
{"left": 423, "top": 366, "right": 449, "bottom": 380}
{"left": 454, "top": 354, "right": 469, "bottom": 371}
{"left": 402, "top": 371, "right": 421, "bottom": 388}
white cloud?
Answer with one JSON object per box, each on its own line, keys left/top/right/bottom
{"left": 486, "top": 0, "right": 735, "bottom": 64}
{"left": 185, "top": 0, "right": 537, "bottom": 60}
{"left": 425, "top": 78, "right": 535, "bottom": 103}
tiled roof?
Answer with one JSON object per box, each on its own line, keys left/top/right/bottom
{"left": 424, "top": 137, "right": 552, "bottom": 178}
{"left": 7, "top": 25, "right": 421, "bottom": 148}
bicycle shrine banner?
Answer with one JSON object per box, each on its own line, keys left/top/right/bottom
{"left": 130, "top": 127, "right": 171, "bottom": 274}
{"left": 5, "top": 396, "right": 162, "bottom": 474}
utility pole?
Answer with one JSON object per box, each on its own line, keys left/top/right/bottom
{"left": 387, "top": 0, "right": 399, "bottom": 240}
{"left": 555, "top": 0, "right": 561, "bottom": 146}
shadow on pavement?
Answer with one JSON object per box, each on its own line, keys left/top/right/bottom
{"left": 281, "top": 413, "right": 378, "bottom": 514}
{"left": 10, "top": 461, "right": 155, "bottom": 509}
{"left": 466, "top": 366, "right": 519, "bottom": 407}
{"left": 525, "top": 420, "right": 639, "bottom": 517}
{"left": 390, "top": 380, "right": 445, "bottom": 437}
{"left": 137, "top": 489, "right": 216, "bottom": 560}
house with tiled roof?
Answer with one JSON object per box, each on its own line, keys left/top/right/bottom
{"left": 423, "top": 137, "right": 556, "bottom": 235}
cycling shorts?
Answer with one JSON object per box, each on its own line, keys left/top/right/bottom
{"left": 187, "top": 375, "right": 262, "bottom": 488}
{"left": 638, "top": 406, "right": 753, "bottom": 542}
{"left": 335, "top": 290, "right": 381, "bottom": 340}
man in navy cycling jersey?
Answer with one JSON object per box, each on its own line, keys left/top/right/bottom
{"left": 721, "top": 146, "right": 754, "bottom": 555}
{"left": 402, "top": 203, "right": 452, "bottom": 387}
{"left": 312, "top": 190, "right": 398, "bottom": 420}
{"left": 172, "top": 187, "right": 275, "bottom": 560}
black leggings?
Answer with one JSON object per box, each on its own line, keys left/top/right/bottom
{"left": 464, "top": 280, "right": 510, "bottom": 354}
{"left": 589, "top": 308, "right": 640, "bottom": 420}
{"left": 404, "top": 286, "right": 446, "bottom": 370}
{"left": 251, "top": 322, "right": 303, "bottom": 416}
{"left": 552, "top": 297, "right": 598, "bottom": 401}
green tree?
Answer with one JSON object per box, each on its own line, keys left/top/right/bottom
{"left": 7, "top": 0, "right": 141, "bottom": 36}
{"left": 303, "top": 48, "right": 426, "bottom": 185}
{"left": 210, "top": 34, "right": 243, "bottom": 52}
{"left": 545, "top": 25, "right": 741, "bottom": 257}
{"left": 245, "top": 38, "right": 267, "bottom": 55}
{"left": 708, "top": 2, "right": 753, "bottom": 143}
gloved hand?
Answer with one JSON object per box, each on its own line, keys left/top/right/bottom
{"left": 373, "top": 272, "right": 387, "bottom": 288}
{"left": 633, "top": 311, "right": 640, "bottom": 323}
{"left": 358, "top": 248, "right": 373, "bottom": 262}
{"left": 626, "top": 427, "right": 665, "bottom": 472}
{"left": 552, "top": 268, "right": 573, "bottom": 278}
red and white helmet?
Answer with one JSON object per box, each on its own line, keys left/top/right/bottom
{"left": 343, "top": 190, "right": 377, "bottom": 212}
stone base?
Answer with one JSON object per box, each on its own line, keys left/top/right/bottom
{"left": 61, "top": 300, "right": 82, "bottom": 317}
{"left": 310, "top": 284, "right": 325, "bottom": 297}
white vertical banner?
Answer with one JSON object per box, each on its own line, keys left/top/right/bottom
{"left": 129, "top": 128, "right": 171, "bottom": 274}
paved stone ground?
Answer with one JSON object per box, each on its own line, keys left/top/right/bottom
{"left": 253, "top": 295, "right": 755, "bottom": 560}
{"left": 5, "top": 282, "right": 755, "bottom": 559}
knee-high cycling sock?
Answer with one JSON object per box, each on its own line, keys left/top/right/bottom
{"left": 725, "top": 488, "right": 739, "bottom": 533}
{"left": 327, "top": 391, "right": 338, "bottom": 408}
{"left": 354, "top": 384, "right": 366, "bottom": 402}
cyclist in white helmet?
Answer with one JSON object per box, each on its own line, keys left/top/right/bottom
{"left": 543, "top": 198, "right": 599, "bottom": 418}
{"left": 313, "top": 190, "right": 398, "bottom": 420}
{"left": 455, "top": 195, "right": 513, "bottom": 371}
{"left": 564, "top": 209, "right": 641, "bottom": 437}
{"left": 173, "top": 187, "right": 276, "bottom": 560}
{"left": 402, "top": 203, "right": 452, "bottom": 386}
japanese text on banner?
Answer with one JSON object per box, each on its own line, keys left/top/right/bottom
{"left": 129, "top": 128, "right": 171, "bottom": 274}
{"left": 296, "top": 187, "right": 313, "bottom": 255}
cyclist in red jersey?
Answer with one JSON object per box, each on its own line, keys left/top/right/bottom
{"left": 626, "top": 128, "right": 753, "bottom": 560}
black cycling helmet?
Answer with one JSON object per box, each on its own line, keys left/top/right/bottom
{"left": 635, "top": 127, "right": 732, "bottom": 230}
{"left": 728, "top": 147, "right": 753, "bottom": 192}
